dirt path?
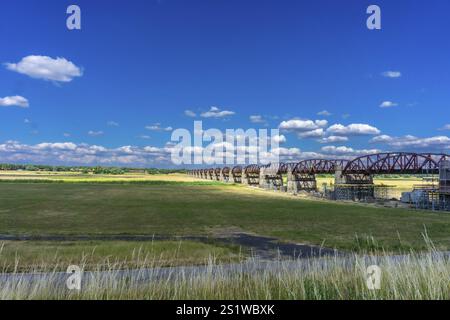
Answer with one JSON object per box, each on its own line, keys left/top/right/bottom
{"left": 0, "top": 232, "right": 339, "bottom": 260}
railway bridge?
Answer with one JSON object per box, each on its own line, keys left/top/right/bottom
{"left": 188, "top": 153, "right": 450, "bottom": 203}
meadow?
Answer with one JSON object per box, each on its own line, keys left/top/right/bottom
{"left": 0, "top": 172, "right": 449, "bottom": 300}
{"left": 0, "top": 173, "right": 449, "bottom": 259}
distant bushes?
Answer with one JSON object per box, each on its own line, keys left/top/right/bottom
{"left": 0, "top": 163, "right": 187, "bottom": 175}
{"left": 0, "top": 179, "right": 224, "bottom": 186}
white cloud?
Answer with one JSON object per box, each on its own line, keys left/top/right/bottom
{"left": 249, "top": 115, "right": 266, "bottom": 124}
{"left": 317, "top": 136, "right": 349, "bottom": 144}
{"left": 439, "top": 124, "right": 450, "bottom": 131}
{"left": 382, "top": 71, "right": 402, "bottom": 78}
{"left": 298, "top": 128, "right": 325, "bottom": 139}
{"left": 0, "top": 95, "right": 29, "bottom": 108}
{"left": 271, "top": 134, "right": 286, "bottom": 144}
{"left": 380, "top": 101, "right": 398, "bottom": 108}
{"left": 321, "top": 145, "right": 354, "bottom": 154}
{"left": 370, "top": 135, "right": 394, "bottom": 143}
{"left": 371, "top": 135, "right": 450, "bottom": 150}
{"left": 200, "top": 106, "right": 235, "bottom": 118}
{"left": 184, "top": 110, "right": 196, "bottom": 117}
{"left": 5, "top": 55, "right": 83, "bottom": 82}
{"left": 327, "top": 123, "right": 380, "bottom": 136}
{"left": 138, "top": 135, "right": 151, "bottom": 139}
{"left": 0, "top": 141, "right": 173, "bottom": 166}
{"left": 107, "top": 121, "right": 119, "bottom": 127}
{"left": 88, "top": 130, "right": 104, "bottom": 136}
{"left": 279, "top": 119, "right": 328, "bottom": 132}
{"left": 317, "top": 110, "right": 332, "bottom": 116}
{"left": 321, "top": 145, "right": 381, "bottom": 156}
{"left": 315, "top": 120, "right": 328, "bottom": 127}
{"left": 145, "top": 123, "right": 173, "bottom": 132}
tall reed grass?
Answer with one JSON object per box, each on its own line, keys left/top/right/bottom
{"left": 0, "top": 248, "right": 448, "bottom": 300}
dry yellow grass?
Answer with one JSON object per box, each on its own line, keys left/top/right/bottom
{"left": 316, "top": 177, "right": 435, "bottom": 199}
{"left": 0, "top": 171, "right": 434, "bottom": 199}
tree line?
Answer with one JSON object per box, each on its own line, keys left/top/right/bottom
{"left": 0, "top": 163, "right": 186, "bottom": 175}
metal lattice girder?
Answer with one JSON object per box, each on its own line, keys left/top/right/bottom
{"left": 232, "top": 166, "right": 242, "bottom": 175}
{"left": 292, "top": 159, "right": 349, "bottom": 175}
{"left": 264, "top": 162, "right": 288, "bottom": 176}
{"left": 244, "top": 164, "right": 261, "bottom": 175}
{"left": 343, "top": 153, "right": 450, "bottom": 175}
{"left": 188, "top": 152, "right": 449, "bottom": 178}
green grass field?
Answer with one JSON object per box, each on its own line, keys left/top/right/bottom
{"left": 1, "top": 180, "right": 449, "bottom": 254}
{"left": 0, "top": 240, "right": 241, "bottom": 272}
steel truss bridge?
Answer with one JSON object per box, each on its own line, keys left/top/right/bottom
{"left": 189, "top": 153, "right": 450, "bottom": 177}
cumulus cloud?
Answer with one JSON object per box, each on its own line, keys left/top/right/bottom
{"left": 298, "top": 128, "right": 325, "bottom": 139}
{"left": 88, "top": 130, "right": 104, "bottom": 136}
{"left": 317, "top": 135, "right": 349, "bottom": 144}
{"left": 5, "top": 55, "right": 83, "bottom": 82}
{"left": 370, "top": 134, "right": 450, "bottom": 150}
{"left": 279, "top": 119, "right": 328, "bottom": 132}
{"left": 200, "top": 106, "right": 235, "bottom": 119}
{"left": 380, "top": 101, "right": 398, "bottom": 108}
{"left": 145, "top": 123, "right": 173, "bottom": 132}
{"left": 382, "top": 71, "right": 402, "bottom": 78}
{"left": 0, "top": 95, "right": 29, "bottom": 108}
{"left": 321, "top": 145, "right": 381, "bottom": 156}
{"left": 184, "top": 110, "right": 196, "bottom": 117}
{"left": 0, "top": 141, "right": 172, "bottom": 166}
{"left": 370, "top": 135, "right": 394, "bottom": 143}
{"left": 271, "top": 134, "right": 286, "bottom": 144}
{"left": 327, "top": 123, "right": 380, "bottom": 136}
{"left": 249, "top": 115, "right": 267, "bottom": 124}
{"left": 317, "top": 110, "right": 332, "bottom": 116}
{"left": 107, "top": 121, "right": 119, "bottom": 127}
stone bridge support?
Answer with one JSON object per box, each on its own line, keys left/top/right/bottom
{"left": 287, "top": 171, "right": 317, "bottom": 194}
{"left": 334, "top": 166, "right": 374, "bottom": 200}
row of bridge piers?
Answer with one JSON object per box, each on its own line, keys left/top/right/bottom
{"left": 188, "top": 153, "right": 450, "bottom": 203}
{"left": 188, "top": 163, "right": 375, "bottom": 196}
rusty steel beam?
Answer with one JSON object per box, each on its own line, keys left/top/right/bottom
{"left": 188, "top": 152, "right": 449, "bottom": 178}
{"left": 292, "top": 159, "right": 349, "bottom": 175}
{"left": 343, "top": 153, "right": 450, "bottom": 175}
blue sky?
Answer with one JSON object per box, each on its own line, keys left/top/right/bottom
{"left": 1, "top": 0, "right": 449, "bottom": 167}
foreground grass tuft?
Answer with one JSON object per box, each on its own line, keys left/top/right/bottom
{"left": 1, "top": 250, "right": 449, "bottom": 300}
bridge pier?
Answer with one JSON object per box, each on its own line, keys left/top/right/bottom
{"left": 214, "top": 169, "right": 221, "bottom": 181}
{"left": 260, "top": 163, "right": 287, "bottom": 191}
{"left": 241, "top": 172, "right": 249, "bottom": 185}
{"left": 243, "top": 165, "right": 261, "bottom": 186}
{"left": 230, "top": 167, "right": 242, "bottom": 184}
{"left": 220, "top": 167, "right": 230, "bottom": 182}
{"left": 334, "top": 166, "right": 374, "bottom": 201}
{"left": 259, "top": 167, "right": 269, "bottom": 189}
{"left": 287, "top": 171, "right": 317, "bottom": 194}
{"left": 263, "top": 174, "right": 284, "bottom": 191}
{"left": 242, "top": 173, "right": 259, "bottom": 185}
{"left": 230, "top": 173, "right": 241, "bottom": 183}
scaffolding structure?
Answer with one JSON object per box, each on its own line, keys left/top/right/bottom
{"left": 325, "top": 184, "right": 394, "bottom": 202}
{"left": 401, "top": 161, "right": 450, "bottom": 211}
